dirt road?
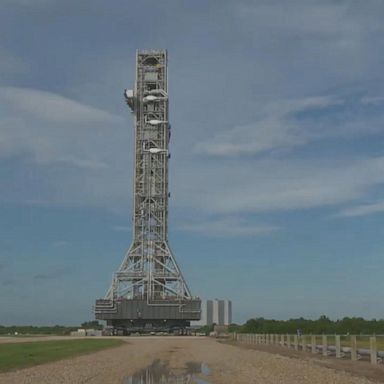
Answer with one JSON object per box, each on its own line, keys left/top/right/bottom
{"left": 0, "top": 336, "right": 381, "bottom": 383}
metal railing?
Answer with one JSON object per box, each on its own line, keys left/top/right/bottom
{"left": 233, "top": 333, "right": 384, "bottom": 365}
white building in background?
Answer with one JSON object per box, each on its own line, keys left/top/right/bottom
{"left": 192, "top": 299, "right": 232, "bottom": 326}
{"left": 224, "top": 299, "right": 232, "bottom": 325}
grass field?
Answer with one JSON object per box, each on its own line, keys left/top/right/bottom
{"left": 0, "top": 338, "right": 124, "bottom": 373}
{"left": 304, "top": 335, "right": 384, "bottom": 350}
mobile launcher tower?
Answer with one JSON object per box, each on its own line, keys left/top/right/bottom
{"left": 95, "top": 50, "right": 201, "bottom": 332}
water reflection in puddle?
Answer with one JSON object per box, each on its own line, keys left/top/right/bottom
{"left": 123, "top": 360, "right": 211, "bottom": 383}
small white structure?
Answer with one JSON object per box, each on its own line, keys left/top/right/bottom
{"left": 70, "top": 328, "right": 102, "bottom": 337}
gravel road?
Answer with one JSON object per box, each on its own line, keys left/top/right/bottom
{"left": 0, "top": 336, "right": 380, "bottom": 384}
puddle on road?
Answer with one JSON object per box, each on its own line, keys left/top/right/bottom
{"left": 123, "top": 360, "right": 211, "bottom": 383}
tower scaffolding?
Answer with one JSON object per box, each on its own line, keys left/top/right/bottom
{"left": 95, "top": 50, "right": 201, "bottom": 333}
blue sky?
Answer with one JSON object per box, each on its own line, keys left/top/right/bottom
{"left": 1, "top": 0, "right": 384, "bottom": 325}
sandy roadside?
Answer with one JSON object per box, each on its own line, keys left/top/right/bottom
{"left": 0, "top": 336, "right": 380, "bottom": 384}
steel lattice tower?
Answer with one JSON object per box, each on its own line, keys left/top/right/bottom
{"left": 95, "top": 50, "right": 200, "bottom": 332}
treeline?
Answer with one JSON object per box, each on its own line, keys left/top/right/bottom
{"left": 229, "top": 316, "right": 384, "bottom": 335}
{"left": 0, "top": 325, "right": 77, "bottom": 336}
{"left": 0, "top": 321, "right": 102, "bottom": 336}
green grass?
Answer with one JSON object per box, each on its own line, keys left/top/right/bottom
{"left": 0, "top": 338, "right": 124, "bottom": 373}
{"left": 340, "top": 336, "right": 384, "bottom": 350}
{"left": 303, "top": 335, "right": 384, "bottom": 350}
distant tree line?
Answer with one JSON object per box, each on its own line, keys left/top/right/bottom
{"left": 0, "top": 321, "right": 102, "bottom": 336}
{"left": 0, "top": 325, "right": 77, "bottom": 336}
{"left": 228, "top": 316, "right": 384, "bottom": 335}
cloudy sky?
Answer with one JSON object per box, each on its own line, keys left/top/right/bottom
{"left": 1, "top": 0, "right": 384, "bottom": 325}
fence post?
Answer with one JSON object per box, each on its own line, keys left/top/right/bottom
{"left": 286, "top": 334, "right": 291, "bottom": 348}
{"left": 370, "top": 337, "right": 377, "bottom": 365}
{"left": 311, "top": 335, "right": 316, "bottom": 354}
{"left": 350, "top": 335, "right": 357, "bottom": 361}
{"left": 294, "top": 335, "right": 298, "bottom": 350}
{"left": 301, "top": 335, "right": 306, "bottom": 351}
{"left": 322, "top": 335, "right": 328, "bottom": 356}
{"left": 335, "top": 335, "right": 341, "bottom": 358}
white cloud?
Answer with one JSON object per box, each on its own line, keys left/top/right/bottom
{"left": 174, "top": 157, "right": 384, "bottom": 215}
{"left": 0, "top": 85, "right": 134, "bottom": 212}
{"left": 361, "top": 96, "right": 384, "bottom": 105}
{"left": 0, "top": 87, "right": 126, "bottom": 172}
{"left": 195, "top": 96, "right": 342, "bottom": 156}
{"left": 195, "top": 93, "right": 384, "bottom": 157}
{"left": 336, "top": 201, "right": 384, "bottom": 217}
{"left": 178, "top": 217, "right": 278, "bottom": 237}
{"left": 195, "top": 118, "right": 304, "bottom": 157}
{"left": 0, "top": 87, "right": 121, "bottom": 124}
{"left": 53, "top": 156, "right": 108, "bottom": 170}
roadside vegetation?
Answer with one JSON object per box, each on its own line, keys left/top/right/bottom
{"left": 0, "top": 339, "right": 124, "bottom": 373}
{"left": 226, "top": 316, "right": 384, "bottom": 350}
{"left": 0, "top": 321, "right": 102, "bottom": 337}
{"left": 229, "top": 316, "right": 384, "bottom": 335}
